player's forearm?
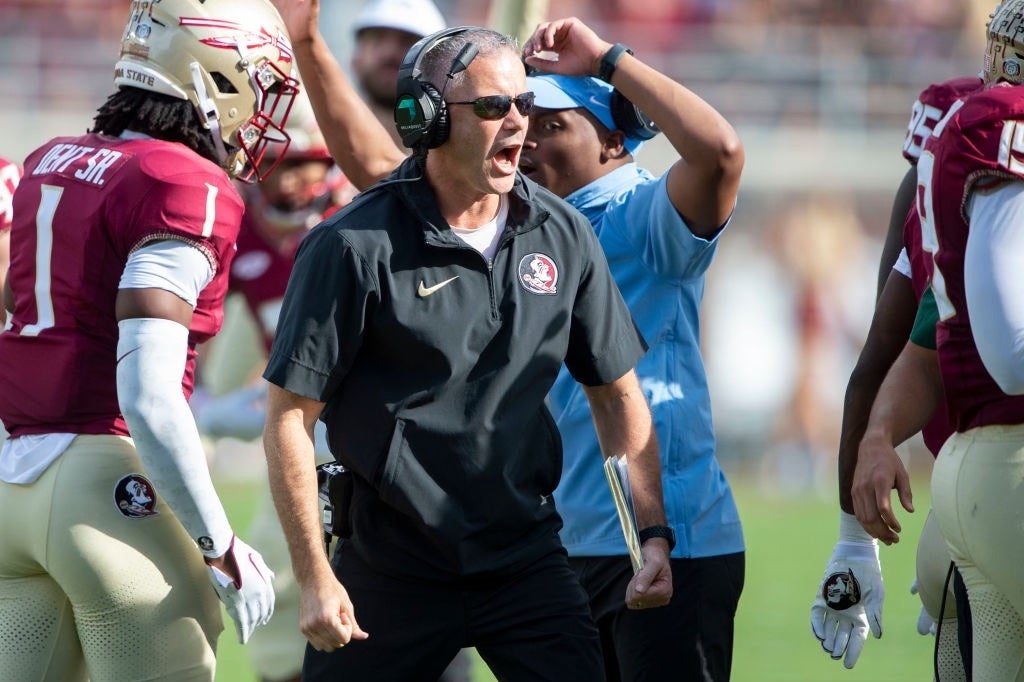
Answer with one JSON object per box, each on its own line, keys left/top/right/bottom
{"left": 837, "top": 271, "right": 917, "bottom": 512}
{"left": 291, "top": 33, "right": 405, "bottom": 191}
{"left": 116, "top": 318, "right": 234, "bottom": 557}
{"left": 263, "top": 385, "right": 335, "bottom": 586}
{"left": 861, "top": 342, "right": 941, "bottom": 449}
{"left": 583, "top": 374, "right": 666, "bottom": 529}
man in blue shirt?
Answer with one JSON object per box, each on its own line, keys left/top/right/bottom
{"left": 521, "top": 16, "right": 746, "bottom": 682}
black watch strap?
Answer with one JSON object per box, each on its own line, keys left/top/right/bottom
{"left": 638, "top": 525, "right": 676, "bottom": 551}
{"left": 598, "top": 43, "right": 633, "bottom": 83}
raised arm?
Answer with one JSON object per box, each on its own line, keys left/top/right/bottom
{"left": 272, "top": 0, "right": 406, "bottom": 189}
{"left": 523, "top": 16, "right": 744, "bottom": 237}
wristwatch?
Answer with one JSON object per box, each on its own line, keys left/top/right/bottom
{"left": 598, "top": 43, "right": 633, "bottom": 83}
{"left": 638, "top": 525, "right": 676, "bottom": 551}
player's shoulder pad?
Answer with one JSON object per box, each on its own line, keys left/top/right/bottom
{"left": 132, "top": 139, "right": 234, "bottom": 190}
{"left": 918, "top": 75, "right": 983, "bottom": 111}
{"left": 955, "top": 82, "right": 1024, "bottom": 132}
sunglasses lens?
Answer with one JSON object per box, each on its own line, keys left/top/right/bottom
{"left": 474, "top": 95, "right": 513, "bottom": 120}
{"left": 459, "top": 93, "right": 536, "bottom": 120}
{"left": 514, "top": 92, "right": 535, "bottom": 116}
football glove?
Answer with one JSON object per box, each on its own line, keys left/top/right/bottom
{"left": 910, "top": 578, "right": 937, "bottom": 636}
{"left": 810, "top": 512, "right": 884, "bottom": 669}
{"left": 207, "top": 535, "right": 275, "bottom": 644}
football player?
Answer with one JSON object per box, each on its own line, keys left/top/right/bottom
{"left": 810, "top": 69, "right": 981, "bottom": 677}
{"left": 833, "top": 2, "right": 1024, "bottom": 677}
{"left": 194, "top": 94, "right": 353, "bottom": 682}
{"left": 0, "top": 1, "right": 298, "bottom": 680}
{"left": 922, "top": 1, "right": 1024, "bottom": 676}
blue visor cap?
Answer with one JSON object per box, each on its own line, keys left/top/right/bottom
{"left": 526, "top": 73, "right": 645, "bottom": 154}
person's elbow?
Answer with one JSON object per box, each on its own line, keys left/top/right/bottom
{"left": 719, "top": 130, "right": 745, "bottom": 177}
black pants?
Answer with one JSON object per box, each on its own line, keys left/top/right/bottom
{"left": 303, "top": 543, "right": 605, "bottom": 682}
{"left": 571, "top": 552, "right": 745, "bottom": 682}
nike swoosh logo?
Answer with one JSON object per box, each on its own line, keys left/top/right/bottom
{"left": 417, "top": 276, "right": 459, "bottom": 297}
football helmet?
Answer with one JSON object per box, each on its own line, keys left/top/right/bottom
{"left": 266, "top": 92, "right": 332, "bottom": 164}
{"left": 114, "top": 0, "right": 300, "bottom": 181}
{"left": 984, "top": 0, "right": 1024, "bottom": 85}
{"left": 247, "top": 92, "right": 351, "bottom": 230}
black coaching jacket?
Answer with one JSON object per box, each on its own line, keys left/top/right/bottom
{"left": 264, "top": 157, "right": 646, "bottom": 580}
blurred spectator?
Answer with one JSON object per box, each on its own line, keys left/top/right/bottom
{"left": 763, "top": 194, "right": 878, "bottom": 492}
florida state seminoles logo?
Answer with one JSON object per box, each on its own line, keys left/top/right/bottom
{"left": 113, "top": 474, "right": 159, "bottom": 519}
{"left": 822, "top": 568, "right": 861, "bottom": 611}
{"left": 518, "top": 253, "right": 558, "bottom": 295}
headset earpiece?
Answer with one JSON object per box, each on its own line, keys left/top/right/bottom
{"left": 393, "top": 26, "right": 476, "bottom": 152}
{"left": 609, "top": 90, "right": 660, "bottom": 141}
{"left": 419, "top": 82, "right": 449, "bottom": 148}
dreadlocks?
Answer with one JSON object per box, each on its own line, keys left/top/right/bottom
{"left": 90, "top": 87, "right": 222, "bottom": 166}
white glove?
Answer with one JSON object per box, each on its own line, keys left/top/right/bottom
{"left": 810, "top": 512, "right": 884, "bottom": 669}
{"left": 910, "top": 579, "right": 937, "bottom": 635}
{"left": 207, "top": 535, "right": 275, "bottom": 644}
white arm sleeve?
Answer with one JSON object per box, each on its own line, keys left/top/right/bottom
{"left": 116, "top": 317, "right": 233, "bottom": 558}
{"left": 119, "top": 239, "right": 214, "bottom": 307}
{"left": 965, "top": 182, "right": 1024, "bottom": 394}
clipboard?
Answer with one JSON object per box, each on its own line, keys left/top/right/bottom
{"left": 603, "top": 454, "right": 644, "bottom": 573}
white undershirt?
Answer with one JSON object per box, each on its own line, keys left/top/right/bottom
{"left": 965, "top": 181, "right": 1024, "bottom": 394}
{"left": 450, "top": 194, "right": 508, "bottom": 262}
{"left": 119, "top": 239, "right": 214, "bottom": 305}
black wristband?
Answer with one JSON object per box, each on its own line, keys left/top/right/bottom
{"left": 638, "top": 524, "right": 676, "bottom": 551}
{"left": 598, "top": 43, "right": 633, "bottom": 83}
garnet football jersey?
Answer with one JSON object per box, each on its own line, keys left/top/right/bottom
{"left": 920, "top": 82, "right": 1024, "bottom": 431}
{"left": 0, "top": 133, "right": 243, "bottom": 437}
{"left": 903, "top": 76, "right": 983, "bottom": 165}
{"left": 901, "top": 78, "right": 982, "bottom": 453}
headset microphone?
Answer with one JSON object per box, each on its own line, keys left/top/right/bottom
{"left": 435, "top": 43, "right": 478, "bottom": 112}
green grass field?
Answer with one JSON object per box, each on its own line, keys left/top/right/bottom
{"left": 211, "top": 473, "right": 936, "bottom": 682}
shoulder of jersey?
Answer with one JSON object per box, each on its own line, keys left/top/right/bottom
{"left": 954, "top": 82, "right": 1024, "bottom": 132}
{"left": 918, "top": 75, "right": 983, "bottom": 110}
{"left": 127, "top": 137, "right": 233, "bottom": 187}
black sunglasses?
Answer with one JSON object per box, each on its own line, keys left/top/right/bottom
{"left": 447, "top": 92, "right": 535, "bottom": 120}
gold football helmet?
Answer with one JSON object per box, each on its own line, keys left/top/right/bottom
{"left": 114, "top": 0, "right": 300, "bottom": 181}
{"left": 984, "top": 0, "right": 1024, "bottom": 85}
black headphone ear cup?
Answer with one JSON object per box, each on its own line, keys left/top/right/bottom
{"left": 420, "top": 82, "right": 449, "bottom": 148}
{"left": 609, "top": 90, "right": 660, "bottom": 141}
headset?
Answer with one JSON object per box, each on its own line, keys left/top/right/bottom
{"left": 522, "top": 62, "right": 660, "bottom": 142}
{"left": 394, "top": 27, "right": 479, "bottom": 151}
{"left": 610, "top": 90, "right": 660, "bottom": 141}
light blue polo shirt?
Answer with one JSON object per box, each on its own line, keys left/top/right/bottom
{"left": 549, "top": 163, "right": 745, "bottom": 559}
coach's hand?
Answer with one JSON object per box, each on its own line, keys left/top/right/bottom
{"left": 625, "top": 540, "right": 672, "bottom": 610}
{"left": 810, "top": 513, "right": 884, "bottom": 669}
{"left": 206, "top": 535, "right": 275, "bottom": 644}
